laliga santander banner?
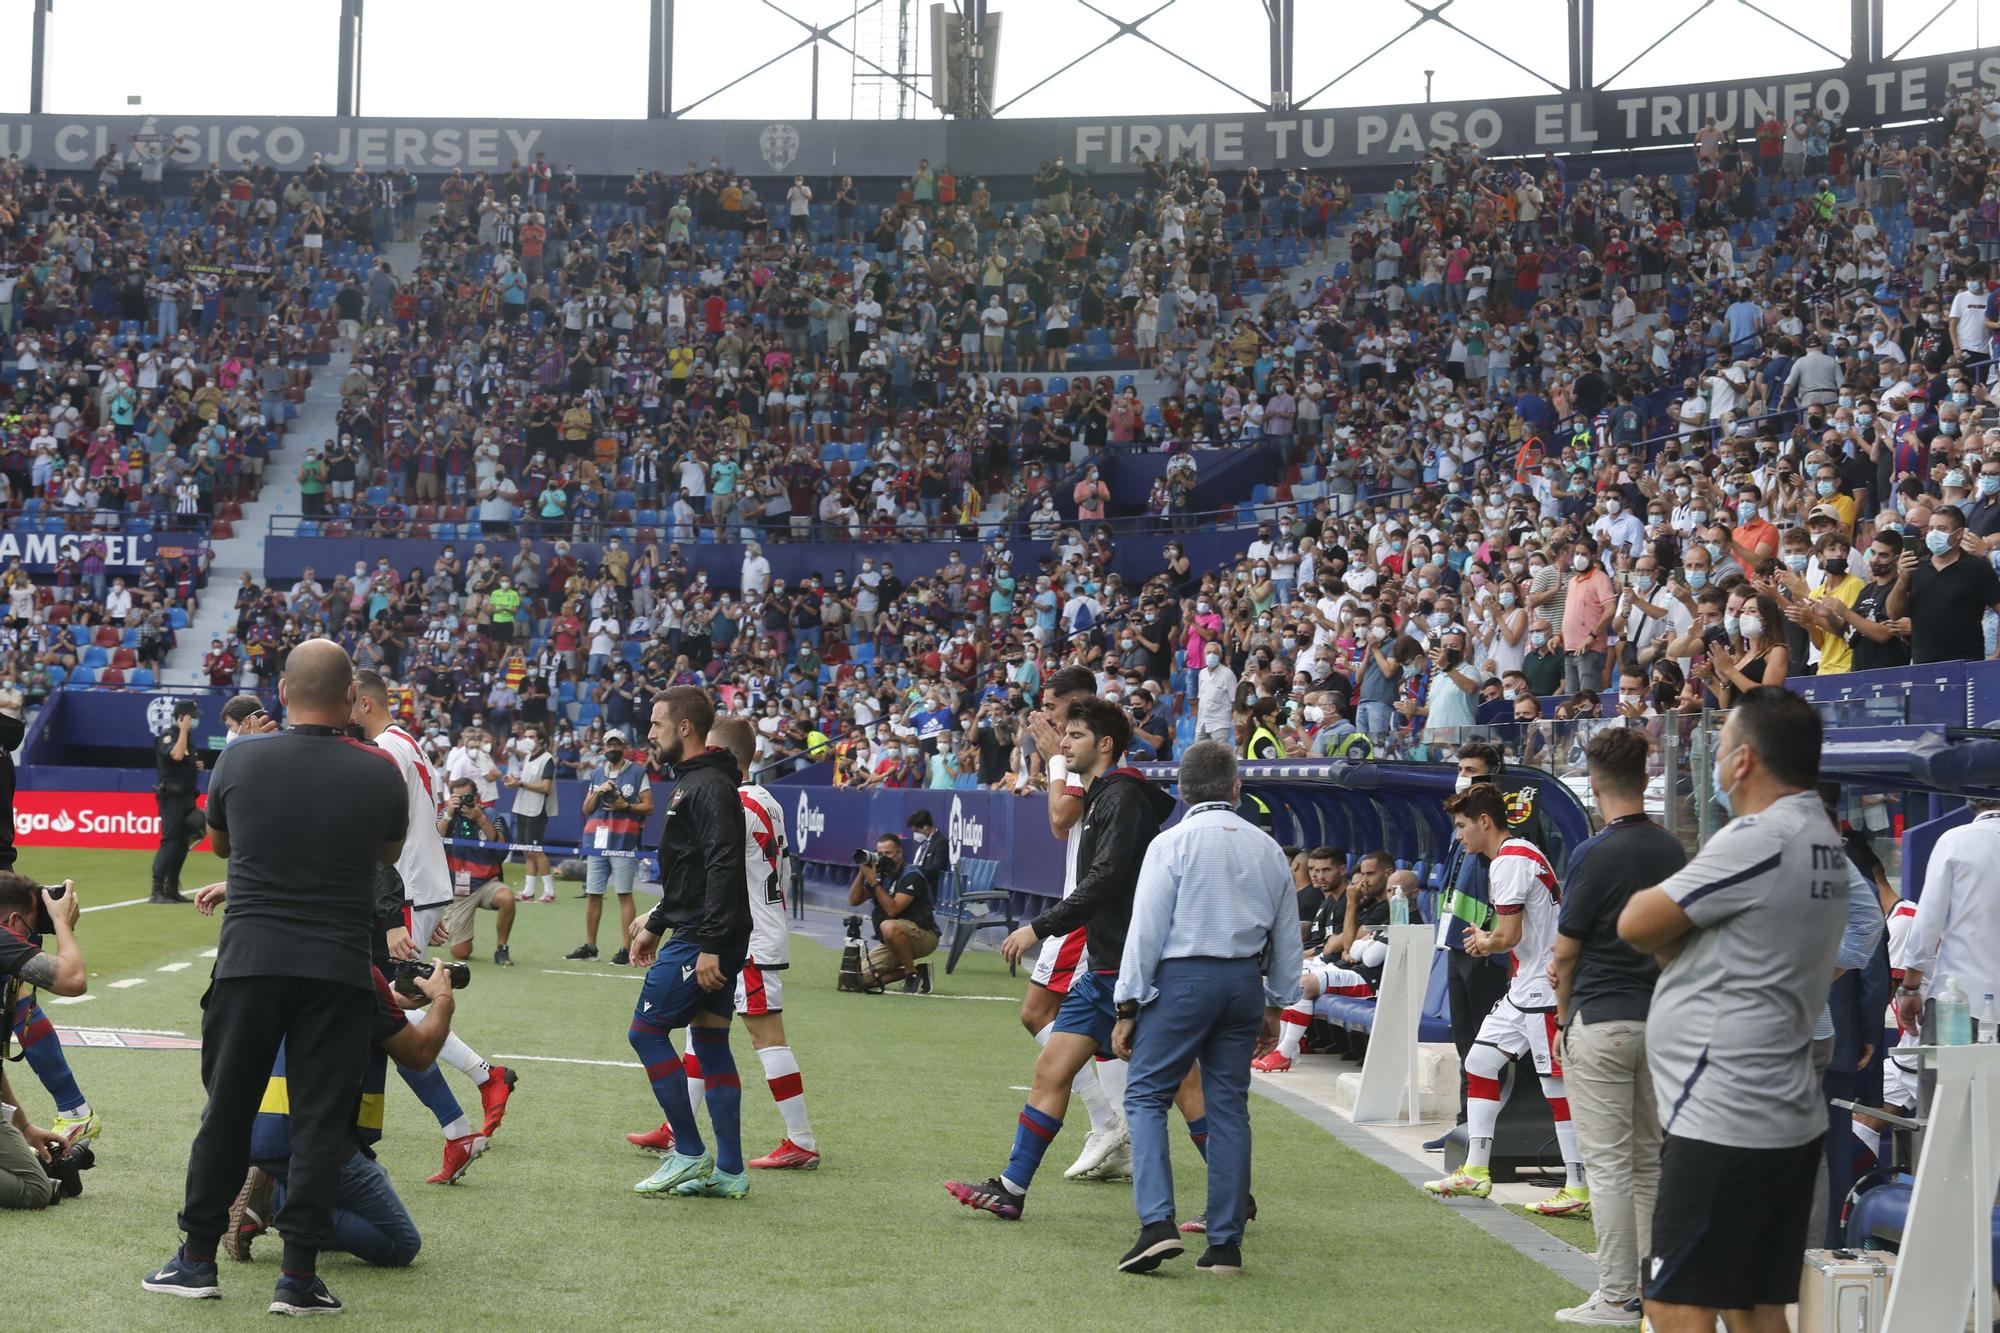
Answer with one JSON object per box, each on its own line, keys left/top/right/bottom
{"left": 13, "top": 790, "right": 210, "bottom": 851}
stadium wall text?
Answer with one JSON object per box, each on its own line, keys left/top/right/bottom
{"left": 1, "top": 49, "right": 1993, "bottom": 176}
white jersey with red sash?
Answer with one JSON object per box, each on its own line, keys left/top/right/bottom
{"left": 1488, "top": 837, "right": 1560, "bottom": 1008}
{"left": 377, "top": 724, "right": 452, "bottom": 911}
{"left": 741, "top": 783, "right": 790, "bottom": 968}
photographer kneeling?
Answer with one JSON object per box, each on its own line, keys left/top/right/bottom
{"left": 846, "top": 831, "right": 941, "bottom": 994}
{"left": 198, "top": 875, "right": 461, "bottom": 1268}
{"left": 440, "top": 779, "right": 517, "bottom": 967}
{"left": 0, "top": 874, "right": 92, "bottom": 1207}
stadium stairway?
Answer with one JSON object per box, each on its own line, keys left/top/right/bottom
{"left": 160, "top": 239, "right": 425, "bottom": 684}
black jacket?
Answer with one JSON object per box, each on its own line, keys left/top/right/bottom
{"left": 1031, "top": 768, "right": 1177, "bottom": 972}
{"left": 908, "top": 828, "right": 950, "bottom": 896}
{"left": 646, "top": 746, "right": 751, "bottom": 966}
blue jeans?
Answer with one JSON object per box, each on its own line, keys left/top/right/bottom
{"left": 1356, "top": 700, "right": 1393, "bottom": 738}
{"left": 1126, "top": 956, "right": 1262, "bottom": 1244}
{"left": 271, "top": 1149, "right": 420, "bottom": 1267}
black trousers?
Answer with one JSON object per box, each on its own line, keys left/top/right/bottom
{"left": 1447, "top": 949, "right": 1510, "bottom": 1126}
{"left": 152, "top": 790, "right": 198, "bottom": 890}
{"left": 179, "top": 976, "right": 372, "bottom": 1259}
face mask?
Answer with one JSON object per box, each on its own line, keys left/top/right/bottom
{"left": 1690, "top": 510, "right": 1709, "bottom": 525}
{"left": 1572, "top": 553, "right": 1591, "bottom": 572}
{"left": 1633, "top": 575, "right": 1655, "bottom": 593}
{"left": 1498, "top": 591, "right": 1517, "bottom": 608}
{"left": 1824, "top": 557, "right": 1848, "bottom": 576}
{"left": 1205, "top": 655, "right": 1222, "bottom": 669}
{"left": 1980, "top": 476, "right": 2000, "bottom": 496}
{"left": 1943, "top": 422, "right": 1960, "bottom": 436}
{"left": 1712, "top": 742, "right": 1741, "bottom": 816}
{"left": 1705, "top": 542, "right": 1725, "bottom": 562}
{"left": 1303, "top": 705, "right": 1323, "bottom": 724}
{"left": 1816, "top": 480, "right": 1836, "bottom": 497}
{"left": 1784, "top": 554, "right": 1808, "bottom": 572}
{"left": 1856, "top": 412, "right": 1873, "bottom": 426}
{"left": 1369, "top": 625, "right": 1386, "bottom": 641}
{"left": 1197, "top": 601, "right": 1211, "bottom": 614}
{"left": 1529, "top": 630, "right": 1548, "bottom": 648}
{"left": 1453, "top": 773, "right": 1474, "bottom": 795}
{"left": 1926, "top": 530, "right": 1952, "bottom": 555}
{"left": 1739, "top": 614, "right": 1764, "bottom": 639}
{"left": 1738, "top": 503, "right": 1758, "bottom": 522}
{"left": 1723, "top": 614, "right": 1742, "bottom": 637}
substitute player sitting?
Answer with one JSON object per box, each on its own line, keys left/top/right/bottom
{"left": 1424, "top": 785, "right": 1588, "bottom": 1217}
{"left": 628, "top": 717, "right": 819, "bottom": 1170}
{"left": 1254, "top": 860, "right": 1416, "bottom": 1073}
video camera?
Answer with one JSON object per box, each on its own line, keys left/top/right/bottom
{"left": 391, "top": 958, "right": 471, "bottom": 999}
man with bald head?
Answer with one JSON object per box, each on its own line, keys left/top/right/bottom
{"left": 146, "top": 639, "right": 413, "bottom": 1317}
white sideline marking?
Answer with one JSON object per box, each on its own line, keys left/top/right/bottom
{"left": 48, "top": 994, "right": 96, "bottom": 1005}
{"left": 879, "top": 990, "right": 1014, "bottom": 1003}
{"left": 157, "top": 962, "right": 192, "bottom": 973}
{"left": 492, "top": 1053, "right": 642, "bottom": 1070}
{"left": 80, "top": 897, "right": 152, "bottom": 913}
{"left": 199, "top": 948, "right": 218, "bottom": 958}
{"left": 109, "top": 978, "right": 147, "bottom": 989}
{"left": 52, "top": 1023, "right": 186, "bottom": 1036}
{"left": 542, "top": 969, "right": 641, "bottom": 982}
{"left": 538, "top": 967, "right": 1012, "bottom": 1001}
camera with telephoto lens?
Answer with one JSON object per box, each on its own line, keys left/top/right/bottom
{"left": 852, "top": 850, "right": 888, "bottom": 871}
{"left": 457, "top": 791, "right": 478, "bottom": 810}
{"left": 392, "top": 958, "right": 471, "bottom": 999}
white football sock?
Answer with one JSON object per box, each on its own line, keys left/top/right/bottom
{"left": 1094, "top": 1057, "right": 1128, "bottom": 1121}
{"left": 439, "top": 1032, "right": 492, "bottom": 1086}
{"left": 757, "top": 1044, "right": 814, "bottom": 1151}
{"left": 1277, "top": 1007, "right": 1311, "bottom": 1058}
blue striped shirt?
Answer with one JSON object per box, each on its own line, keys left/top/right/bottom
{"left": 1116, "top": 802, "right": 1305, "bottom": 1011}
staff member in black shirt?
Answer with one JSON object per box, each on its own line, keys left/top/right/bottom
{"left": 143, "top": 640, "right": 408, "bottom": 1317}
{"left": 1888, "top": 505, "right": 2000, "bottom": 664}
{"left": 1548, "top": 728, "right": 1688, "bottom": 1327}
{"left": 151, "top": 699, "right": 203, "bottom": 903}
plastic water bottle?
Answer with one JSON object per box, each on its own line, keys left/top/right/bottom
{"left": 1979, "top": 994, "right": 2000, "bottom": 1045}
{"left": 1937, "top": 976, "right": 1973, "bottom": 1047}
{"left": 1388, "top": 883, "right": 1410, "bottom": 927}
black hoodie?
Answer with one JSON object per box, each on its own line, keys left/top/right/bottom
{"left": 1030, "top": 767, "right": 1178, "bottom": 973}
{"left": 645, "top": 746, "right": 751, "bottom": 966}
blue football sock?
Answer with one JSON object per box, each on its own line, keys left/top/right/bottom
{"left": 628, "top": 1018, "right": 703, "bottom": 1157}
{"left": 398, "top": 1061, "right": 466, "bottom": 1133}
{"left": 1186, "top": 1114, "right": 1210, "bottom": 1161}
{"left": 689, "top": 1026, "right": 742, "bottom": 1174}
{"left": 1003, "top": 1104, "right": 1063, "bottom": 1193}
{"left": 13, "top": 997, "right": 87, "bottom": 1115}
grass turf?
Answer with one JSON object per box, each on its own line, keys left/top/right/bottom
{"left": 4, "top": 847, "right": 1584, "bottom": 1329}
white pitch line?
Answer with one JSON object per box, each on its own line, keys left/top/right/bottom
{"left": 878, "top": 990, "right": 1015, "bottom": 1003}
{"left": 80, "top": 896, "right": 152, "bottom": 913}
{"left": 541, "top": 968, "right": 641, "bottom": 982}
{"left": 47, "top": 994, "right": 96, "bottom": 1005}
{"left": 51, "top": 1023, "right": 186, "bottom": 1036}
{"left": 199, "top": 948, "right": 218, "bottom": 958}
{"left": 491, "top": 1053, "right": 642, "bottom": 1069}
{"left": 109, "top": 978, "right": 148, "bottom": 989}
{"left": 157, "top": 962, "right": 192, "bottom": 973}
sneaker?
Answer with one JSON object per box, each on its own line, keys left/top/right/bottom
{"left": 52, "top": 1109, "right": 102, "bottom": 1142}
{"left": 671, "top": 1163, "right": 750, "bottom": 1198}
{"left": 1529, "top": 1185, "right": 1592, "bottom": 1218}
{"left": 222, "top": 1166, "right": 275, "bottom": 1261}
{"left": 627, "top": 1122, "right": 676, "bottom": 1153}
{"left": 565, "top": 943, "right": 599, "bottom": 961}
{"left": 479, "top": 1065, "right": 519, "bottom": 1137}
{"left": 901, "top": 973, "right": 922, "bottom": 994}
{"left": 148, "top": 888, "right": 188, "bottom": 904}
{"left": 1090, "top": 1140, "right": 1133, "bottom": 1181}
{"left": 537, "top": 892, "right": 557, "bottom": 904}
{"left": 1554, "top": 1292, "right": 1641, "bottom": 1326}
{"left": 610, "top": 948, "right": 630, "bottom": 966}
{"left": 1423, "top": 1165, "right": 1492, "bottom": 1198}
{"left": 492, "top": 946, "right": 513, "bottom": 967}
{"left": 944, "top": 1176, "right": 1024, "bottom": 1220}
{"left": 1178, "top": 1194, "right": 1257, "bottom": 1234}
{"left": 636, "top": 1149, "right": 713, "bottom": 1196}
{"left": 1118, "top": 1219, "right": 1186, "bottom": 1274}
{"left": 142, "top": 1247, "right": 221, "bottom": 1299}
{"left": 916, "top": 963, "right": 933, "bottom": 994}
{"left": 1195, "top": 1242, "right": 1243, "bottom": 1275}
{"left": 1251, "top": 1051, "right": 1293, "bottom": 1073}
{"left": 269, "top": 1273, "right": 343, "bottom": 1316}
{"left": 1064, "top": 1120, "right": 1132, "bottom": 1179}
{"left": 747, "top": 1138, "right": 821, "bottom": 1170}
{"left": 426, "top": 1133, "right": 488, "bottom": 1185}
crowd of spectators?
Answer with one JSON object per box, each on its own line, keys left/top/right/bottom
{"left": 6, "top": 82, "right": 2000, "bottom": 764}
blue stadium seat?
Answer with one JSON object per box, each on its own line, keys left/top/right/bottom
{"left": 130, "top": 668, "right": 155, "bottom": 688}
{"left": 68, "top": 667, "right": 94, "bottom": 686}
{"left": 167, "top": 608, "right": 188, "bottom": 630}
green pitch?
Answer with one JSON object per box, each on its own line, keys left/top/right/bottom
{"left": 3, "top": 848, "right": 1583, "bottom": 1330}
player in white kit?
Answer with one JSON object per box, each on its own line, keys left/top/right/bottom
{"left": 352, "top": 672, "right": 518, "bottom": 1182}
{"left": 627, "top": 719, "right": 819, "bottom": 1168}
{"left": 1425, "top": 784, "right": 1587, "bottom": 1216}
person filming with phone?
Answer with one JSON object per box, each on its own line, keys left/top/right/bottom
{"left": 1887, "top": 504, "right": 2000, "bottom": 665}
{"left": 0, "top": 874, "right": 91, "bottom": 1208}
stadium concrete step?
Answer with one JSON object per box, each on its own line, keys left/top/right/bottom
{"left": 159, "top": 239, "right": 426, "bottom": 687}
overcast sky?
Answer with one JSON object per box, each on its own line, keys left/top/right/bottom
{"left": 2, "top": 0, "right": 1994, "bottom": 121}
